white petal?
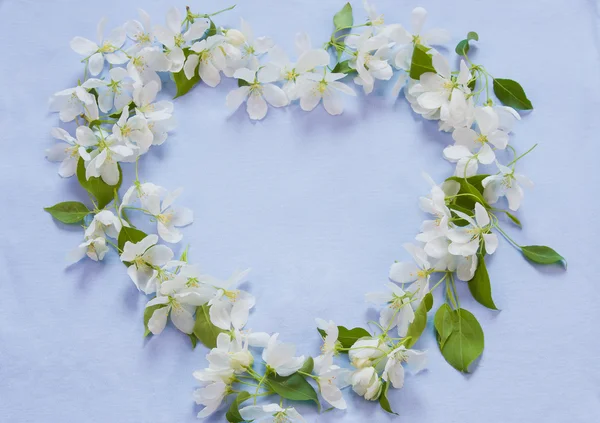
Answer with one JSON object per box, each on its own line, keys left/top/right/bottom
{"left": 171, "top": 305, "right": 195, "bottom": 334}
{"left": 88, "top": 52, "right": 105, "bottom": 76}
{"left": 262, "top": 84, "right": 288, "bottom": 107}
{"left": 246, "top": 93, "right": 268, "bottom": 120}
{"left": 225, "top": 86, "right": 250, "bottom": 111}
{"left": 474, "top": 203, "right": 490, "bottom": 227}
{"left": 70, "top": 37, "right": 98, "bottom": 56}
{"left": 148, "top": 305, "right": 169, "bottom": 335}
{"left": 483, "top": 233, "right": 498, "bottom": 255}
{"left": 389, "top": 262, "right": 419, "bottom": 284}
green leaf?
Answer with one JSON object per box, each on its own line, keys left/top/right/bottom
{"left": 189, "top": 333, "right": 198, "bottom": 349}
{"left": 446, "top": 175, "right": 489, "bottom": 210}
{"left": 44, "top": 201, "right": 90, "bottom": 224}
{"left": 409, "top": 44, "right": 435, "bottom": 80}
{"left": 439, "top": 308, "right": 484, "bottom": 372}
{"left": 467, "top": 31, "right": 479, "bottom": 41}
{"left": 521, "top": 245, "right": 566, "bottom": 266}
{"left": 117, "top": 226, "right": 148, "bottom": 253}
{"left": 333, "top": 2, "right": 353, "bottom": 32}
{"left": 455, "top": 39, "right": 470, "bottom": 56}
{"left": 379, "top": 381, "right": 398, "bottom": 414}
{"left": 317, "top": 328, "right": 326, "bottom": 339}
{"left": 505, "top": 211, "right": 522, "bottom": 228}
{"left": 225, "top": 391, "right": 251, "bottom": 423}
{"left": 193, "top": 304, "right": 226, "bottom": 349}
{"left": 207, "top": 19, "right": 217, "bottom": 37}
{"left": 337, "top": 326, "right": 371, "bottom": 349}
{"left": 433, "top": 304, "right": 455, "bottom": 349}
{"left": 76, "top": 158, "right": 122, "bottom": 209}
{"left": 173, "top": 48, "right": 200, "bottom": 98}
{"left": 493, "top": 78, "right": 533, "bottom": 110}
{"left": 332, "top": 60, "right": 356, "bottom": 75}
{"left": 144, "top": 302, "right": 168, "bottom": 337}
{"left": 299, "top": 356, "right": 314, "bottom": 374}
{"left": 405, "top": 293, "right": 433, "bottom": 348}
{"left": 266, "top": 372, "right": 320, "bottom": 408}
{"left": 237, "top": 78, "right": 250, "bottom": 87}
{"left": 468, "top": 254, "right": 498, "bottom": 310}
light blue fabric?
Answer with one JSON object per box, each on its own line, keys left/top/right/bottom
{"left": 1, "top": 0, "right": 598, "bottom": 421}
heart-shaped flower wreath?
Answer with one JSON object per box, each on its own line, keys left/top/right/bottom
{"left": 44, "top": 2, "right": 566, "bottom": 421}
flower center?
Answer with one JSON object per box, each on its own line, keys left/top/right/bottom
{"left": 99, "top": 43, "right": 116, "bottom": 53}
{"left": 157, "top": 211, "right": 174, "bottom": 225}
{"left": 136, "top": 33, "right": 151, "bottom": 44}
{"left": 318, "top": 80, "right": 328, "bottom": 93}
{"left": 174, "top": 34, "right": 185, "bottom": 47}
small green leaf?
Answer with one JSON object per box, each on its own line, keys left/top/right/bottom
{"left": 467, "top": 31, "right": 479, "bottom": 41}
{"left": 193, "top": 304, "right": 226, "bottom": 349}
{"left": 434, "top": 304, "right": 455, "bottom": 349}
{"left": 207, "top": 19, "right": 217, "bottom": 37}
{"left": 188, "top": 333, "right": 198, "bottom": 349}
{"left": 337, "top": 326, "right": 371, "bottom": 350}
{"left": 299, "top": 356, "right": 314, "bottom": 374}
{"left": 493, "top": 78, "right": 533, "bottom": 110}
{"left": 505, "top": 211, "right": 522, "bottom": 228}
{"left": 144, "top": 302, "right": 168, "bottom": 337}
{"left": 409, "top": 44, "right": 435, "bottom": 80}
{"left": 76, "top": 158, "right": 122, "bottom": 209}
{"left": 455, "top": 39, "right": 470, "bottom": 56}
{"left": 405, "top": 293, "right": 433, "bottom": 348}
{"left": 266, "top": 372, "right": 320, "bottom": 408}
{"left": 439, "top": 308, "right": 484, "bottom": 372}
{"left": 225, "top": 391, "right": 251, "bottom": 423}
{"left": 332, "top": 60, "right": 356, "bottom": 75}
{"left": 379, "top": 381, "right": 398, "bottom": 415}
{"left": 521, "top": 245, "right": 566, "bottom": 266}
{"left": 317, "top": 328, "right": 326, "bottom": 339}
{"left": 237, "top": 78, "right": 250, "bottom": 87}
{"left": 117, "top": 226, "right": 148, "bottom": 253}
{"left": 468, "top": 254, "right": 498, "bottom": 310}
{"left": 333, "top": 2, "right": 353, "bottom": 31}
{"left": 173, "top": 48, "right": 200, "bottom": 98}
{"left": 44, "top": 201, "right": 90, "bottom": 224}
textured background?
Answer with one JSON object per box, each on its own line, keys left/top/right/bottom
{"left": 1, "top": 0, "right": 599, "bottom": 422}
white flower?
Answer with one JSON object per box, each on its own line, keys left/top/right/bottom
{"left": 445, "top": 107, "right": 509, "bottom": 174}
{"left": 389, "top": 244, "right": 437, "bottom": 304}
{"left": 120, "top": 234, "right": 174, "bottom": 294}
{"left": 448, "top": 203, "right": 498, "bottom": 256}
{"left": 240, "top": 404, "right": 304, "bottom": 423}
{"left": 316, "top": 361, "right": 351, "bottom": 409}
{"left": 315, "top": 318, "right": 340, "bottom": 357}
{"left": 82, "top": 67, "right": 133, "bottom": 113}
{"left": 296, "top": 71, "right": 356, "bottom": 115}
{"left": 415, "top": 174, "right": 459, "bottom": 258}
{"left": 85, "top": 133, "right": 133, "bottom": 185}
{"left": 366, "top": 283, "right": 415, "bottom": 337}
{"left": 383, "top": 346, "right": 427, "bottom": 389}
{"left": 127, "top": 47, "right": 171, "bottom": 88}
{"left": 262, "top": 333, "right": 305, "bottom": 377}
{"left": 184, "top": 35, "right": 228, "bottom": 87}
{"left": 346, "top": 29, "right": 393, "bottom": 94}
{"left": 66, "top": 236, "right": 108, "bottom": 264}
{"left": 147, "top": 115, "right": 176, "bottom": 146}
{"left": 112, "top": 107, "right": 153, "bottom": 156}
{"left": 363, "top": 0, "right": 386, "bottom": 29}
{"left": 206, "top": 331, "right": 254, "bottom": 372}
{"left": 223, "top": 18, "right": 274, "bottom": 74}
{"left": 154, "top": 7, "right": 209, "bottom": 72}
{"left": 124, "top": 9, "right": 154, "bottom": 54}
{"left": 49, "top": 86, "right": 99, "bottom": 122}
{"left": 46, "top": 127, "right": 95, "bottom": 177}
{"left": 84, "top": 210, "right": 122, "bottom": 239}
{"left": 142, "top": 188, "right": 193, "bottom": 243}
{"left": 144, "top": 293, "right": 199, "bottom": 335}
{"left": 348, "top": 337, "right": 390, "bottom": 369}
{"left": 351, "top": 366, "right": 382, "bottom": 400}
{"left": 391, "top": 7, "right": 451, "bottom": 71}
{"left": 495, "top": 105, "right": 521, "bottom": 132}
{"left": 133, "top": 81, "right": 174, "bottom": 121}
{"left": 120, "top": 182, "right": 165, "bottom": 215}
{"left": 267, "top": 34, "right": 330, "bottom": 100}
{"left": 203, "top": 269, "right": 255, "bottom": 330}
{"left": 482, "top": 163, "right": 533, "bottom": 211}
{"left": 412, "top": 56, "right": 471, "bottom": 123}
{"left": 226, "top": 67, "right": 288, "bottom": 120}
{"left": 193, "top": 369, "right": 232, "bottom": 418}
{"left": 70, "top": 18, "right": 127, "bottom": 76}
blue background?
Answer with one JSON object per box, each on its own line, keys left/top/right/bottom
{"left": 1, "top": 0, "right": 598, "bottom": 422}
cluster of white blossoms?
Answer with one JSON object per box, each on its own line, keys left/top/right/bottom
{"left": 45, "top": 1, "right": 564, "bottom": 421}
